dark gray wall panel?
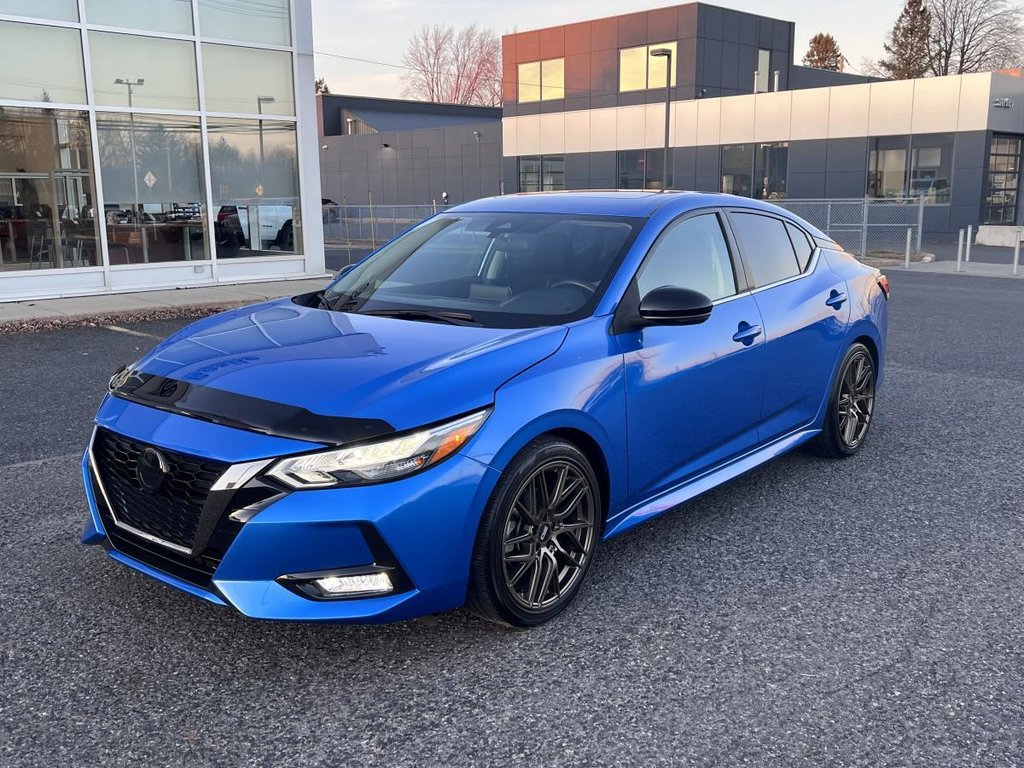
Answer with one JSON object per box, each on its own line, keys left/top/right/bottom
{"left": 787, "top": 171, "right": 826, "bottom": 199}
{"left": 824, "top": 171, "right": 866, "bottom": 198}
{"left": 695, "top": 145, "right": 720, "bottom": 178}
{"left": 826, "top": 138, "right": 868, "bottom": 173}
{"left": 590, "top": 151, "right": 616, "bottom": 182}
{"left": 789, "top": 140, "right": 828, "bottom": 174}
{"left": 950, "top": 167, "right": 984, "bottom": 207}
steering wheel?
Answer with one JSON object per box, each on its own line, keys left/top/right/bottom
{"left": 550, "top": 280, "right": 596, "bottom": 296}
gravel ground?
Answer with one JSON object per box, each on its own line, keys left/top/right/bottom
{"left": 1, "top": 271, "right": 1023, "bottom": 766}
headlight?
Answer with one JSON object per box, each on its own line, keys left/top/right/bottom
{"left": 266, "top": 409, "right": 490, "bottom": 489}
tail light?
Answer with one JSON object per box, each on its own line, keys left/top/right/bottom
{"left": 876, "top": 274, "right": 890, "bottom": 299}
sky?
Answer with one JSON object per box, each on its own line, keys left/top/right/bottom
{"left": 311, "top": 0, "right": 902, "bottom": 99}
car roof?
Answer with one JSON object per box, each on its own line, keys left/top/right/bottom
{"left": 450, "top": 190, "right": 833, "bottom": 242}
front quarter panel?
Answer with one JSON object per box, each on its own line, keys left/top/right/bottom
{"left": 465, "top": 318, "right": 629, "bottom": 524}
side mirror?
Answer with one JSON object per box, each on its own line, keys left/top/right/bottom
{"left": 636, "top": 286, "right": 714, "bottom": 327}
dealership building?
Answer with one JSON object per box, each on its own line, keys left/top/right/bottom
{"left": 501, "top": 2, "right": 1024, "bottom": 240}
{"left": 0, "top": 0, "right": 323, "bottom": 303}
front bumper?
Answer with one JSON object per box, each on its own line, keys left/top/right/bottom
{"left": 82, "top": 399, "right": 500, "bottom": 623}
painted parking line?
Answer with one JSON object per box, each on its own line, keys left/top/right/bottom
{"left": 103, "top": 325, "right": 160, "bottom": 340}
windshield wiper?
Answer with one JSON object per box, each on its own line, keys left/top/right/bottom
{"left": 359, "top": 309, "right": 481, "bottom": 327}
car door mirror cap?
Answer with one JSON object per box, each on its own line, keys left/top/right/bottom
{"left": 634, "top": 286, "right": 714, "bottom": 328}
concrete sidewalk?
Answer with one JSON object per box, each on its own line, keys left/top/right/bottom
{"left": 0, "top": 276, "right": 333, "bottom": 331}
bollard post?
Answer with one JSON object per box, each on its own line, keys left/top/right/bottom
{"left": 861, "top": 198, "right": 869, "bottom": 259}
{"left": 1014, "top": 229, "right": 1021, "bottom": 277}
{"left": 956, "top": 228, "right": 964, "bottom": 273}
{"left": 905, "top": 228, "right": 912, "bottom": 269}
{"left": 965, "top": 225, "right": 973, "bottom": 263}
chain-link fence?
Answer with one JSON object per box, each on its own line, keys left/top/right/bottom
{"left": 776, "top": 197, "right": 925, "bottom": 257}
{"left": 323, "top": 198, "right": 925, "bottom": 263}
{"left": 323, "top": 205, "right": 444, "bottom": 248}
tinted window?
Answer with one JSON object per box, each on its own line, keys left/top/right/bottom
{"left": 730, "top": 213, "right": 800, "bottom": 287}
{"left": 637, "top": 214, "right": 736, "bottom": 301}
{"left": 786, "top": 222, "right": 815, "bottom": 271}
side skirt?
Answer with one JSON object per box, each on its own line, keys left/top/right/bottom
{"left": 603, "top": 428, "right": 820, "bottom": 539}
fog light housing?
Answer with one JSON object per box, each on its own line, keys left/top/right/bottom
{"left": 277, "top": 567, "right": 395, "bottom": 600}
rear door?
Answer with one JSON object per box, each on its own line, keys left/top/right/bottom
{"left": 726, "top": 210, "right": 850, "bottom": 443}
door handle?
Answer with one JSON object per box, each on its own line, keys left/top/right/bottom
{"left": 732, "top": 321, "right": 762, "bottom": 346}
{"left": 826, "top": 289, "right": 848, "bottom": 309}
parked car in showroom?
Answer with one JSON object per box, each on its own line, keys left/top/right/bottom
{"left": 82, "top": 191, "right": 889, "bottom": 627}
{"left": 216, "top": 204, "right": 294, "bottom": 254}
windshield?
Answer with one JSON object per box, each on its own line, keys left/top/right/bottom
{"left": 322, "top": 212, "right": 643, "bottom": 328}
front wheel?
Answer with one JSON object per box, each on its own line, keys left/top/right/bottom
{"left": 812, "top": 342, "right": 877, "bottom": 458}
{"left": 466, "top": 438, "right": 601, "bottom": 627}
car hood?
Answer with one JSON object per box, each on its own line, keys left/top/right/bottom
{"left": 122, "top": 298, "right": 568, "bottom": 439}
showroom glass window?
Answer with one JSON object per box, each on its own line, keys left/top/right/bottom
{"left": 617, "top": 149, "right": 672, "bottom": 190}
{"left": 985, "top": 135, "right": 1022, "bottom": 224}
{"left": 518, "top": 59, "right": 564, "bottom": 103}
{"left": 0, "top": 108, "right": 100, "bottom": 271}
{"left": 203, "top": 44, "right": 295, "bottom": 116}
{"left": 97, "top": 115, "right": 208, "bottom": 264}
{"left": 910, "top": 133, "right": 953, "bottom": 204}
{"left": 0, "top": 21, "right": 86, "bottom": 103}
{"left": 89, "top": 32, "right": 199, "bottom": 111}
{"left": 0, "top": 0, "right": 77, "bottom": 21}
{"left": 198, "top": 0, "right": 291, "bottom": 46}
{"left": 84, "top": 0, "right": 193, "bottom": 35}
{"left": 868, "top": 136, "right": 909, "bottom": 198}
{"left": 755, "top": 49, "right": 771, "bottom": 92}
{"left": 208, "top": 119, "right": 301, "bottom": 258}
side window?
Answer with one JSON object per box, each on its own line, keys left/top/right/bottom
{"left": 636, "top": 213, "right": 737, "bottom": 301}
{"left": 786, "top": 222, "right": 815, "bottom": 271}
{"left": 730, "top": 213, "right": 800, "bottom": 287}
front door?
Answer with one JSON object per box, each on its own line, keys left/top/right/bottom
{"left": 615, "top": 211, "right": 766, "bottom": 505}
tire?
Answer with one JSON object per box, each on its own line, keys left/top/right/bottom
{"left": 466, "top": 437, "right": 601, "bottom": 627}
{"left": 277, "top": 222, "right": 294, "bottom": 252}
{"left": 810, "top": 342, "right": 877, "bottom": 458}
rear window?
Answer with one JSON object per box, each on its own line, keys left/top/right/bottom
{"left": 786, "top": 222, "right": 815, "bottom": 271}
{"left": 729, "top": 213, "right": 800, "bottom": 287}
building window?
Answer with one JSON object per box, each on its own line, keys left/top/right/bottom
{"left": 0, "top": 21, "right": 86, "bottom": 104}
{"left": 754, "top": 142, "right": 788, "bottom": 200}
{"left": 89, "top": 31, "right": 199, "bottom": 111}
{"left": 0, "top": 0, "right": 78, "bottom": 21}
{"left": 868, "top": 136, "right": 909, "bottom": 198}
{"left": 910, "top": 133, "right": 953, "bottom": 204}
{"left": 617, "top": 149, "right": 673, "bottom": 190}
{"left": 519, "top": 156, "right": 564, "bottom": 192}
{"left": 97, "top": 114, "right": 209, "bottom": 264}
{"left": 0, "top": 107, "right": 100, "bottom": 271}
{"left": 208, "top": 119, "right": 301, "bottom": 257}
{"left": 755, "top": 49, "right": 771, "bottom": 93}
{"left": 198, "top": 0, "right": 291, "bottom": 46}
{"left": 721, "top": 144, "right": 754, "bottom": 197}
{"left": 985, "top": 135, "right": 1022, "bottom": 224}
{"left": 619, "top": 42, "right": 678, "bottom": 92}
{"left": 203, "top": 44, "right": 295, "bottom": 116}
{"left": 84, "top": 0, "right": 194, "bottom": 35}
{"left": 518, "top": 58, "right": 564, "bottom": 103}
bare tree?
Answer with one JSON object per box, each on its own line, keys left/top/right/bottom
{"left": 402, "top": 24, "right": 501, "bottom": 106}
{"left": 927, "top": 0, "right": 1024, "bottom": 75}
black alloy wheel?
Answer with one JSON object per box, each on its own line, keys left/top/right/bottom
{"left": 812, "top": 342, "right": 877, "bottom": 458}
{"left": 467, "top": 437, "right": 600, "bottom": 626}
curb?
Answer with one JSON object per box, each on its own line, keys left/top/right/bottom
{"left": 0, "top": 300, "right": 246, "bottom": 335}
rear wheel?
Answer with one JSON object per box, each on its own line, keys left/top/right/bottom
{"left": 467, "top": 437, "right": 600, "bottom": 627}
{"left": 812, "top": 342, "right": 877, "bottom": 458}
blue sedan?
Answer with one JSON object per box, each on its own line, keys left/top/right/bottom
{"left": 82, "top": 191, "right": 889, "bottom": 626}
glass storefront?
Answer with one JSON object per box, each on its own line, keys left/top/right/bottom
{"left": 985, "top": 135, "right": 1021, "bottom": 224}
{"left": 0, "top": 0, "right": 313, "bottom": 299}
{"left": 617, "top": 149, "right": 672, "bottom": 190}
{"left": 518, "top": 156, "right": 565, "bottom": 193}
{"left": 0, "top": 108, "right": 100, "bottom": 270}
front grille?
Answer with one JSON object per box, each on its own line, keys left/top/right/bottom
{"left": 91, "top": 428, "right": 252, "bottom": 587}
{"left": 93, "top": 428, "right": 226, "bottom": 550}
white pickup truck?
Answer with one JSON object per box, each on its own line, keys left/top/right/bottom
{"left": 217, "top": 205, "right": 294, "bottom": 252}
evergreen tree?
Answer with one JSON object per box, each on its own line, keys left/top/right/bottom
{"left": 803, "top": 33, "right": 844, "bottom": 71}
{"left": 878, "top": 0, "right": 932, "bottom": 79}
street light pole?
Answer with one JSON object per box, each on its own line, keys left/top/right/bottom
{"left": 650, "top": 48, "right": 673, "bottom": 192}
{"left": 114, "top": 78, "right": 144, "bottom": 222}
{"left": 256, "top": 96, "right": 276, "bottom": 196}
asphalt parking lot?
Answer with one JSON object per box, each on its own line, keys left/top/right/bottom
{"left": 2, "top": 270, "right": 1023, "bottom": 766}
